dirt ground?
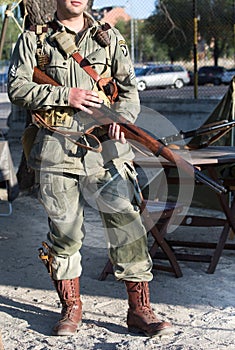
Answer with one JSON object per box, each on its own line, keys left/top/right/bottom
{"left": 0, "top": 137, "right": 235, "bottom": 350}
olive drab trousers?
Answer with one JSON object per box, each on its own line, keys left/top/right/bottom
{"left": 36, "top": 162, "right": 153, "bottom": 282}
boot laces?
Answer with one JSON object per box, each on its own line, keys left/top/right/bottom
{"left": 61, "top": 298, "right": 80, "bottom": 320}
{"left": 59, "top": 279, "right": 81, "bottom": 321}
{"left": 137, "top": 284, "right": 158, "bottom": 322}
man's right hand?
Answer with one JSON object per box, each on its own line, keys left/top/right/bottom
{"left": 68, "top": 87, "right": 103, "bottom": 114}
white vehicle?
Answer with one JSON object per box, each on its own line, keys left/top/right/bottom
{"left": 135, "top": 64, "right": 190, "bottom": 91}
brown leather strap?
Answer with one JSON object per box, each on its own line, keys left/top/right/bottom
{"left": 33, "top": 112, "right": 102, "bottom": 153}
{"left": 72, "top": 52, "right": 101, "bottom": 82}
{"left": 72, "top": 52, "right": 118, "bottom": 104}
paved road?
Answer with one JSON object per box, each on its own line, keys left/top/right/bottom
{"left": 139, "top": 84, "right": 228, "bottom": 100}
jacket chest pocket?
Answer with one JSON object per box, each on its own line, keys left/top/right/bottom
{"left": 45, "top": 49, "right": 68, "bottom": 84}
{"left": 85, "top": 48, "right": 111, "bottom": 76}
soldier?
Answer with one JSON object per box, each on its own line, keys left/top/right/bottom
{"left": 8, "top": 0, "right": 173, "bottom": 338}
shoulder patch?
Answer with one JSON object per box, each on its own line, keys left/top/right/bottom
{"left": 119, "top": 40, "right": 128, "bottom": 57}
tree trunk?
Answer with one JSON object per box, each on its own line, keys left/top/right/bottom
{"left": 20, "top": 0, "right": 57, "bottom": 26}
{"left": 20, "top": 0, "right": 94, "bottom": 26}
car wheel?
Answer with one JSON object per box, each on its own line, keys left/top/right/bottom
{"left": 137, "top": 81, "right": 147, "bottom": 91}
{"left": 174, "top": 79, "right": 184, "bottom": 89}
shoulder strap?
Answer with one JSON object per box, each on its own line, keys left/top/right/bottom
{"left": 29, "top": 24, "right": 50, "bottom": 70}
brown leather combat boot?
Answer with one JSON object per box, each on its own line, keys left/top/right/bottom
{"left": 52, "top": 277, "right": 82, "bottom": 336}
{"left": 125, "top": 281, "right": 174, "bottom": 337}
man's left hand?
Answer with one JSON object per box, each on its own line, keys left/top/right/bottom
{"left": 108, "top": 122, "right": 126, "bottom": 144}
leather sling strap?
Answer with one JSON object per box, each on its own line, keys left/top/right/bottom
{"left": 71, "top": 51, "right": 118, "bottom": 104}
{"left": 33, "top": 112, "right": 102, "bottom": 153}
{"left": 72, "top": 51, "right": 100, "bottom": 82}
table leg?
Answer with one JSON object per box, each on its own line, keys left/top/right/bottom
{"left": 207, "top": 167, "right": 235, "bottom": 273}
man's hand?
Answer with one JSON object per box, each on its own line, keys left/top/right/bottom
{"left": 108, "top": 122, "right": 126, "bottom": 144}
{"left": 68, "top": 88, "right": 103, "bottom": 114}
{"left": 69, "top": 89, "right": 126, "bottom": 143}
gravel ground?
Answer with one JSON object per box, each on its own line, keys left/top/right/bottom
{"left": 0, "top": 112, "right": 234, "bottom": 349}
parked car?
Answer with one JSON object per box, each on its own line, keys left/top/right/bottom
{"left": 135, "top": 64, "right": 190, "bottom": 91}
{"left": 0, "top": 72, "right": 8, "bottom": 86}
{"left": 198, "top": 66, "right": 226, "bottom": 85}
{"left": 221, "top": 68, "right": 235, "bottom": 84}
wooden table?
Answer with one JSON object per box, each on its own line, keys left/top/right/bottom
{"left": 134, "top": 146, "right": 235, "bottom": 274}
{"left": 0, "top": 140, "right": 19, "bottom": 215}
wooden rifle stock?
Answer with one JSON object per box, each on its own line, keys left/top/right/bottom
{"left": 32, "top": 67, "right": 227, "bottom": 195}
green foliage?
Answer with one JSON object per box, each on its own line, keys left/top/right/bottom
{"left": 115, "top": 18, "right": 164, "bottom": 64}
{"left": 115, "top": 19, "right": 131, "bottom": 48}
{"left": 0, "top": 3, "right": 22, "bottom": 60}
{"left": 144, "top": 0, "right": 235, "bottom": 64}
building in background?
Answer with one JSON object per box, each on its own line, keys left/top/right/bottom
{"left": 92, "top": 6, "right": 131, "bottom": 26}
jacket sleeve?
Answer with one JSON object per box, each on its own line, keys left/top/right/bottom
{"left": 109, "top": 27, "right": 140, "bottom": 123}
{"left": 8, "top": 31, "right": 70, "bottom": 110}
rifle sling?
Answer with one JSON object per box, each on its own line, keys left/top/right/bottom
{"left": 72, "top": 51, "right": 100, "bottom": 82}
{"left": 71, "top": 51, "right": 118, "bottom": 104}
{"left": 33, "top": 112, "right": 102, "bottom": 153}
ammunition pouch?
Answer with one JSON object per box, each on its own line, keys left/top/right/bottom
{"left": 32, "top": 111, "right": 103, "bottom": 153}
{"left": 22, "top": 107, "right": 75, "bottom": 160}
{"left": 34, "top": 107, "right": 74, "bottom": 128}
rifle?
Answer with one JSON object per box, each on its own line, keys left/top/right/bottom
{"left": 161, "top": 120, "right": 235, "bottom": 147}
{"left": 32, "top": 67, "right": 227, "bottom": 195}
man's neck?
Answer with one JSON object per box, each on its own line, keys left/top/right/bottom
{"left": 57, "top": 14, "right": 86, "bottom": 33}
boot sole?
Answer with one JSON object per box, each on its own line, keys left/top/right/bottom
{"left": 128, "top": 326, "right": 174, "bottom": 338}
{"left": 52, "top": 321, "right": 82, "bottom": 336}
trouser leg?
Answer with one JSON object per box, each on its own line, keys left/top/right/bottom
{"left": 36, "top": 171, "right": 84, "bottom": 335}
{"left": 81, "top": 162, "right": 153, "bottom": 282}
{"left": 36, "top": 171, "right": 85, "bottom": 280}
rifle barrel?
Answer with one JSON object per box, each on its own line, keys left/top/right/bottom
{"left": 162, "top": 120, "right": 235, "bottom": 145}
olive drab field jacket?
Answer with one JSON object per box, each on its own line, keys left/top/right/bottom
{"left": 8, "top": 12, "right": 140, "bottom": 175}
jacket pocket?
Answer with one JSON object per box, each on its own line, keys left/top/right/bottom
{"left": 28, "top": 129, "right": 64, "bottom": 167}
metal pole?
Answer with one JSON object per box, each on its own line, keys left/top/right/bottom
{"left": 232, "top": 0, "right": 235, "bottom": 147}
{"left": 0, "top": 5, "right": 11, "bottom": 60}
{"left": 193, "top": 0, "right": 198, "bottom": 99}
{"left": 135, "top": 19, "right": 138, "bottom": 63}
{"left": 131, "top": 17, "right": 135, "bottom": 63}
